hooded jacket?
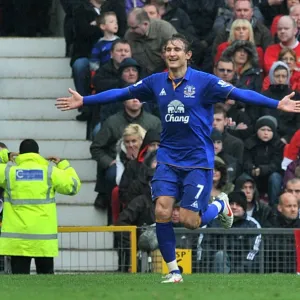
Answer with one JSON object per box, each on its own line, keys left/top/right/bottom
{"left": 261, "top": 61, "right": 300, "bottom": 142}
{"left": 222, "top": 40, "right": 263, "bottom": 92}
{"left": 234, "top": 173, "right": 272, "bottom": 227}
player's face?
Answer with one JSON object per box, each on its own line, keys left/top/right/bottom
{"left": 230, "top": 202, "right": 245, "bottom": 217}
{"left": 257, "top": 126, "right": 273, "bottom": 142}
{"left": 213, "top": 113, "right": 227, "bottom": 133}
{"left": 164, "top": 40, "right": 192, "bottom": 70}
{"left": 242, "top": 181, "right": 254, "bottom": 202}
{"left": 213, "top": 140, "right": 223, "bottom": 154}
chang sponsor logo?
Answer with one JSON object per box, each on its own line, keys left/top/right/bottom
{"left": 165, "top": 100, "right": 189, "bottom": 124}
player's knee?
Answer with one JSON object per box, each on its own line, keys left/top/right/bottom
{"left": 155, "top": 197, "right": 173, "bottom": 221}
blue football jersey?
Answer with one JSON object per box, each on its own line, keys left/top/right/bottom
{"left": 128, "top": 67, "right": 235, "bottom": 169}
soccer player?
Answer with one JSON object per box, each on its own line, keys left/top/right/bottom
{"left": 56, "top": 34, "right": 300, "bottom": 283}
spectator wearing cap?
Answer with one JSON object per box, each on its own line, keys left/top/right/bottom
{"left": 199, "top": 191, "right": 261, "bottom": 273}
{"left": 234, "top": 173, "right": 273, "bottom": 227}
{"left": 243, "top": 115, "right": 284, "bottom": 206}
{"left": 211, "top": 128, "right": 242, "bottom": 183}
{"left": 260, "top": 61, "right": 300, "bottom": 144}
{"left": 92, "top": 56, "right": 143, "bottom": 137}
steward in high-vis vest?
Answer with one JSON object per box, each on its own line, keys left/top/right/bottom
{"left": 0, "top": 139, "right": 81, "bottom": 274}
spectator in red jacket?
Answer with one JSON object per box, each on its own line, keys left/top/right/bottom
{"left": 262, "top": 48, "right": 300, "bottom": 91}
{"left": 264, "top": 15, "right": 300, "bottom": 73}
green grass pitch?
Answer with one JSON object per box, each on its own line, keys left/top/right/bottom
{"left": 0, "top": 274, "right": 299, "bottom": 300}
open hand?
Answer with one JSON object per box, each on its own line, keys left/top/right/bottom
{"left": 56, "top": 88, "right": 84, "bottom": 111}
{"left": 277, "top": 92, "right": 300, "bottom": 113}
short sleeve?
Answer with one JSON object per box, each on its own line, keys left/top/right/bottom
{"left": 203, "top": 74, "right": 235, "bottom": 104}
{"left": 128, "top": 75, "right": 155, "bottom": 102}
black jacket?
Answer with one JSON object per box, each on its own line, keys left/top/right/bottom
{"left": 71, "top": 1, "right": 102, "bottom": 65}
{"left": 243, "top": 134, "right": 284, "bottom": 178}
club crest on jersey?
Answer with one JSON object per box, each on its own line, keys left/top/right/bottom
{"left": 165, "top": 100, "right": 189, "bottom": 124}
{"left": 184, "top": 85, "right": 195, "bottom": 98}
{"left": 217, "top": 80, "right": 231, "bottom": 88}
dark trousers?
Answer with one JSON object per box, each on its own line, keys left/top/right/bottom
{"left": 11, "top": 256, "right": 54, "bottom": 274}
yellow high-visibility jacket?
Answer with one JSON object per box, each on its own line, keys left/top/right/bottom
{"left": 0, "top": 149, "right": 81, "bottom": 257}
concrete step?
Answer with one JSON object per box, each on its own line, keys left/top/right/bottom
{"left": 0, "top": 120, "right": 86, "bottom": 140}
{"left": 57, "top": 205, "right": 107, "bottom": 226}
{"left": 68, "top": 160, "right": 96, "bottom": 182}
{"left": 57, "top": 182, "right": 97, "bottom": 205}
{"left": 0, "top": 58, "right": 72, "bottom": 78}
{"left": 0, "top": 38, "right": 65, "bottom": 57}
{"left": 0, "top": 78, "right": 74, "bottom": 98}
{"left": 0, "top": 99, "right": 78, "bottom": 120}
{"left": 59, "top": 232, "right": 114, "bottom": 250}
{"left": 54, "top": 250, "right": 119, "bottom": 272}
{"left": 0, "top": 140, "right": 92, "bottom": 159}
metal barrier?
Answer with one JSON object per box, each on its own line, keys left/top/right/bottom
{"left": 142, "top": 228, "right": 300, "bottom": 274}
{"left": 0, "top": 226, "right": 299, "bottom": 274}
{"left": 57, "top": 226, "right": 137, "bottom": 273}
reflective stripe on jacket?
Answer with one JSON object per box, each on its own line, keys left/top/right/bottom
{"left": 0, "top": 152, "right": 81, "bottom": 257}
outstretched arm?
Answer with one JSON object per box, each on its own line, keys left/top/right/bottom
{"left": 229, "top": 87, "right": 300, "bottom": 113}
{"left": 56, "top": 76, "right": 154, "bottom": 111}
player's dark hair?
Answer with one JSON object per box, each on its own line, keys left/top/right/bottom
{"left": 111, "top": 39, "right": 130, "bottom": 53}
{"left": 214, "top": 160, "right": 228, "bottom": 189}
{"left": 165, "top": 34, "right": 192, "bottom": 53}
{"left": 214, "top": 103, "right": 227, "bottom": 118}
{"left": 96, "top": 11, "right": 117, "bottom": 27}
{"left": 19, "top": 139, "right": 39, "bottom": 154}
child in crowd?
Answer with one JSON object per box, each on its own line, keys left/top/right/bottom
{"left": 90, "top": 11, "right": 119, "bottom": 71}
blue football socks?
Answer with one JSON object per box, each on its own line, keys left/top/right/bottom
{"left": 201, "top": 200, "right": 225, "bottom": 226}
{"left": 156, "top": 221, "right": 180, "bottom": 274}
